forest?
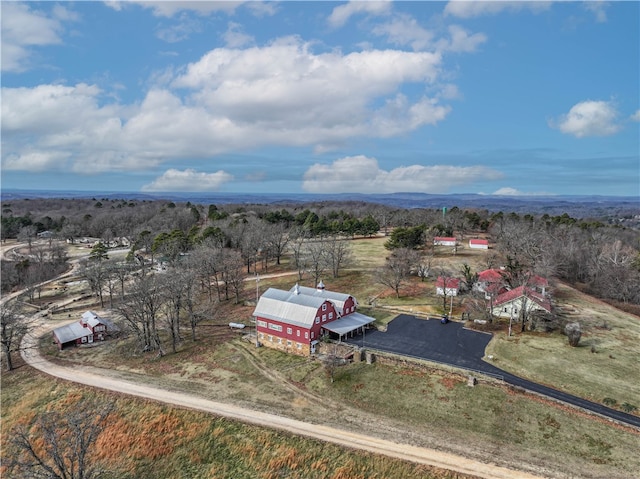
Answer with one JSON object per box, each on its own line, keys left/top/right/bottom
{"left": 2, "top": 196, "right": 639, "bottom": 314}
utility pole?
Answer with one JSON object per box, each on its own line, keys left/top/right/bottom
{"left": 255, "top": 274, "right": 260, "bottom": 347}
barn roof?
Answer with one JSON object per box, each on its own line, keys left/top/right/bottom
{"left": 53, "top": 322, "right": 92, "bottom": 344}
{"left": 289, "top": 284, "right": 354, "bottom": 311}
{"left": 253, "top": 287, "right": 329, "bottom": 328}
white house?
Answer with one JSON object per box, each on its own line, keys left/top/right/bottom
{"left": 435, "top": 277, "right": 460, "bottom": 296}
{"left": 469, "top": 239, "right": 489, "bottom": 250}
{"left": 433, "top": 237, "right": 457, "bottom": 246}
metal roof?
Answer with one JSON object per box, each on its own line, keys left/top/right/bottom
{"left": 322, "top": 312, "right": 376, "bottom": 336}
{"left": 53, "top": 322, "right": 92, "bottom": 344}
{"left": 253, "top": 288, "right": 328, "bottom": 328}
{"left": 289, "top": 284, "right": 355, "bottom": 311}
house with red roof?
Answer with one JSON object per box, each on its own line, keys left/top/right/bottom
{"left": 435, "top": 277, "right": 460, "bottom": 296}
{"left": 433, "top": 237, "right": 457, "bottom": 246}
{"left": 469, "top": 238, "right": 489, "bottom": 250}
{"left": 490, "top": 285, "right": 552, "bottom": 319}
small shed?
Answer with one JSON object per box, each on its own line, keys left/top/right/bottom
{"left": 433, "top": 237, "right": 457, "bottom": 246}
{"left": 52, "top": 311, "right": 118, "bottom": 350}
{"left": 435, "top": 277, "right": 460, "bottom": 296}
{"left": 469, "top": 239, "right": 489, "bottom": 250}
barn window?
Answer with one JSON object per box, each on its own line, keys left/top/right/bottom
{"left": 297, "top": 343, "right": 302, "bottom": 349}
{"left": 287, "top": 327, "right": 292, "bottom": 335}
{"left": 257, "top": 320, "right": 267, "bottom": 328}
{"left": 322, "top": 314, "right": 326, "bottom": 322}
{"left": 311, "top": 332, "right": 315, "bottom": 339}
{"left": 287, "top": 341, "right": 292, "bottom": 347}
{"left": 296, "top": 330, "right": 300, "bottom": 337}
{"left": 315, "top": 317, "right": 320, "bottom": 324}
{"left": 305, "top": 332, "right": 309, "bottom": 339}
{"left": 322, "top": 304, "right": 327, "bottom": 311}
{"left": 329, "top": 312, "right": 333, "bottom": 320}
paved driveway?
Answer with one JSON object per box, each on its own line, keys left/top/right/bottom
{"left": 345, "top": 314, "right": 640, "bottom": 429}
{"left": 347, "top": 314, "right": 498, "bottom": 374}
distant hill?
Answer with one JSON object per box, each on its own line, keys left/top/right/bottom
{"left": 1, "top": 189, "right": 638, "bottom": 218}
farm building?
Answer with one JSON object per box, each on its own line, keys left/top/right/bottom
{"left": 433, "top": 237, "right": 457, "bottom": 246}
{"left": 490, "top": 285, "right": 552, "bottom": 318}
{"left": 52, "top": 311, "right": 118, "bottom": 350}
{"left": 252, "top": 282, "right": 375, "bottom": 356}
{"left": 469, "top": 239, "right": 489, "bottom": 250}
{"left": 435, "top": 277, "right": 460, "bottom": 296}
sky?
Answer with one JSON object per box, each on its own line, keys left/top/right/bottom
{"left": 1, "top": 1, "right": 639, "bottom": 197}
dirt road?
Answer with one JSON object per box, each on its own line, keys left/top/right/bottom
{"left": 21, "top": 322, "right": 546, "bottom": 479}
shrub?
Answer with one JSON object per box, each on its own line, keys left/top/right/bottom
{"left": 602, "top": 397, "right": 617, "bottom": 407}
{"left": 621, "top": 403, "right": 637, "bottom": 413}
{"left": 565, "top": 322, "right": 581, "bottom": 347}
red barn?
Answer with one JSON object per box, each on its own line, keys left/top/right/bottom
{"left": 252, "top": 283, "right": 375, "bottom": 356}
{"left": 52, "top": 311, "right": 116, "bottom": 350}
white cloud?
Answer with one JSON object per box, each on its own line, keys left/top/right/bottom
{"left": 142, "top": 169, "right": 233, "bottom": 192}
{"left": 490, "top": 187, "right": 553, "bottom": 196}
{"left": 223, "top": 22, "right": 254, "bottom": 48}
{"left": 551, "top": 100, "right": 621, "bottom": 138}
{"left": 156, "top": 14, "right": 203, "bottom": 43}
{"left": 0, "top": 2, "right": 75, "bottom": 72}
{"left": 444, "top": 1, "right": 551, "bottom": 18}
{"left": 111, "top": 1, "right": 243, "bottom": 17}
{"left": 328, "top": 1, "right": 392, "bottom": 28}
{"left": 584, "top": 1, "right": 609, "bottom": 23}
{"left": 302, "top": 156, "right": 503, "bottom": 194}
{"left": 371, "top": 13, "right": 434, "bottom": 51}
{"left": 2, "top": 40, "right": 451, "bottom": 175}
{"left": 630, "top": 110, "right": 640, "bottom": 122}
{"left": 440, "top": 25, "right": 487, "bottom": 53}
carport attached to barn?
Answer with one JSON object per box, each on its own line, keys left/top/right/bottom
{"left": 323, "top": 312, "right": 376, "bottom": 341}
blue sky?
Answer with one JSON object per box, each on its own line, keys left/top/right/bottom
{"left": 1, "top": 1, "right": 639, "bottom": 196}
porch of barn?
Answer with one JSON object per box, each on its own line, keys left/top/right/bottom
{"left": 322, "top": 312, "right": 376, "bottom": 342}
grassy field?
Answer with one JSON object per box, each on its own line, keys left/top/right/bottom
{"left": 0, "top": 366, "right": 475, "bottom": 479}
{"left": 5, "top": 236, "right": 640, "bottom": 478}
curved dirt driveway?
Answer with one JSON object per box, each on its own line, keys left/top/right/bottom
{"left": 21, "top": 322, "right": 546, "bottom": 479}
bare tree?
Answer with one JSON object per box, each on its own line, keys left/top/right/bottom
{"left": 303, "top": 240, "right": 330, "bottom": 287}
{"left": 377, "top": 248, "right": 418, "bottom": 298}
{"left": 324, "top": 235, "right": 353, "bottom": 278}
{"left": 8, "top": 400, "right": 115, "bottom": 479}
{"left": 1, "top": 301, "right": 31, "bottom": 371}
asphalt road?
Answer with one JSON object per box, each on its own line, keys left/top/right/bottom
{"left": 346, "top": 314, "right": 640, "bottom": 429}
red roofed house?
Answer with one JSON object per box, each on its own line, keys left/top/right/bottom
{"left": 252, "top": 282, "right": 376, "bottom": 356}
{"left": 473, "top": 269, "right": 509, "bottom": 299}
{"left": 433, "top": 237, "right": 457, "bottom": 246}
{"left": 491, "top": 285, "right": 552, "bottom": 319}
{"left": 435, "top": 277, "right": 460, "bottom": 296}
{"left": 469, "top": 239, "right": 489, "bottom": 250}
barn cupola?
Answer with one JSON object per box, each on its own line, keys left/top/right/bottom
{"left": 293, "top": 283, "right": 300, "bottom": 295}
{"left": 316, "top": 280, "right": 325, "bottom": 291}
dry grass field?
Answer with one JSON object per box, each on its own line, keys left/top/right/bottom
{"left": 3, "top": 236, "right": 640, "bottom": 479}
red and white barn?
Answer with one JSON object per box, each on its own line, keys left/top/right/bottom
{"left": 252, "top": 283, "right": 376, "bottom": 356}
{"left": 52, "top": 311, "right": 114, "bottom": 350}
{"left": 469, "top": 239, "right": 489, "bottom": 250}
{"left": 435, "top": 277, "right": 460, "bottom": 296}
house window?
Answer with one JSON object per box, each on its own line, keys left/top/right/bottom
{"left": 329, "top": 312, "right": 333, "bottom": 320}
{"left": 322, "top": 304, "right": 327, "bottom": 311}
{"left": 257, "top": 320, "right": 267, "bottom": 328}
{"left": 305, "top": 332, "right": 309, "bottom": 339}
{"left": 322, "top": 314, "right": 326, "bottom": 322}
{"left": 287, "top": 327, "right": 292, "bottom": 335}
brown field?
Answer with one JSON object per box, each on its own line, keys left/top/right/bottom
{"left": 3, "top": 236, "right": 640, "bottom": 479}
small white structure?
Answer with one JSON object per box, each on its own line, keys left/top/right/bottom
{"left": 469, "top": 239, "right": 489, "bottom": 250}
{"left": 435, "top": 277, "right": 460, "bottom": 296}
{"left": 433, "top": 237, "right": 457, "bottom": 246}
